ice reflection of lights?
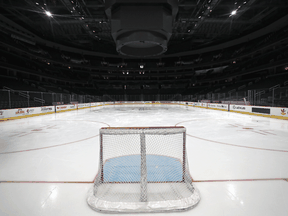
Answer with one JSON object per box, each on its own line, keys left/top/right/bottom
{"left": 227, "top": 184, "right": 237, "bottom": 200}
{"left": 50, "top": 187, "right": 58, "bottom": 199}
{"left": 227, "top": 184, "right": 244, "bottom": 205}
{"left": 41, "top": 186, "right": 58, "bottom": 208}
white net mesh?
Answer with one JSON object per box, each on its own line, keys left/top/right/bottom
{"left": 87, "top": 127, "right": 200, "bottom": 213}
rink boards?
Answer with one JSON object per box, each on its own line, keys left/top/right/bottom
{"left": 0, "top": 101, "right": 288, "bottom": 121}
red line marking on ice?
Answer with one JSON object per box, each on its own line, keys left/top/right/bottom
{"left": 0, "top": 181, "right": 94, "bottom": 184}
{"left": 259, "top": 130, "right": 276, "bottom": 135}
{"left": 0, "top": 135, "right": 99, "bottom": 155}
{"left": 1, "top": 178, "right": 287, "bottom": 184}
{"left": 55, "top": 120, "right": 110, "bottom": 127}
{"left": 18, "top": 132, "right": 33, "bottom": 137}
{"left": 186, "top": 134, "right": 288, "bottom": 153}
{"left": 193, "top": 178, "right": 286, "bottom": 182}
{"left": 251, "top": 131, "right": 267, "bottom": 135}
{"left": 228, "top": 124, "right": 238, "bottom": 127}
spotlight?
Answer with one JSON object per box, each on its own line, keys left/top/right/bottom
{"left": 45, "top": 11, "right": 53, "bottom": 17}
{"left": 140, "top": 65, "right": 144, "bottom": 69}
{"left": 231, "top": 10, "right": 237, "bottom": 16}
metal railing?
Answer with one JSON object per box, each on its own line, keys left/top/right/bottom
{"left": 0, "top": 89, "right": 102, "bottom": 109}
{"left": 1, "top": 86, "right": 288, "bottom": 109}
{"left": 196, "top": 87, "right": 288, "bottom": 107}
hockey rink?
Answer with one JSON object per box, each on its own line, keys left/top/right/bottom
{"left": 0, "top": 105, "right": 288, "bottom": 216}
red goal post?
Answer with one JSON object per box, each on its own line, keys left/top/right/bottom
{"left": 87, "top": 126, "right": 200, "bottom": 213}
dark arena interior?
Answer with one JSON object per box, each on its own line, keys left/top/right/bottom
{"left": 1, "top": 1, "right": 288, "bottom": 215}
{"left": 0, "top": 0, "right": 288, "bottom": 107}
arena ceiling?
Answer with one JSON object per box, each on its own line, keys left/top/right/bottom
{"left": 0, "top": 0, "right": 288, "bottom": 59}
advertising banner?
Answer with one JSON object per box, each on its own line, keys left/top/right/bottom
{"left": 56, "top": 105, "right": 77, "bottom": 112}
{"left": 0, "top": 110, "right": 4, "bottom": 119}
{"left": 77, "top": 103, "right": 90, "bottom": 109}
{"left": 215, "top": 104, "right": 229, "bottom": 110}
{"left": 208, "top": 103, "right": 217, "bottom": 108}
{"left": 207, "top": 103, "right": 228, "bottom": 110}
{"left": 186, "top": 102, "right": 194, "bottom": 106}
{"left": 201, "top": 103, "right": 207, "bottom": 108}
{"left": 270, "top": 107, "right": 288, "bottom": 117}
{"left": 252, "top": 107, "right": 270, "bottom": 114}
{"left": 230, "top": 105, "right": 252, "bottom": 113}
{"left": 1, "top": 107, "right": 42, "bottom": 119}
{"left": 40, "top": 106, "right": 55, "bottom": 113}
{"left": 56, "top": 105, "right": 68, "bottom": 112}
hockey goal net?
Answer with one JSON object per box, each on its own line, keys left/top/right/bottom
{"left": 87, "top": 126, "right": 200, "bottom": 213}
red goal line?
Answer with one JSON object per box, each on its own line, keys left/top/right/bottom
{"left": 193, "top": 178, "right": 287, "bottom": 183}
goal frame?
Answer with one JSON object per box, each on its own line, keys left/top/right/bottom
{"left": 88, "top": 126, "right": 200, "bottom": 213}
{"left": 99, "top": 126, "right": 187, "bottom": 184}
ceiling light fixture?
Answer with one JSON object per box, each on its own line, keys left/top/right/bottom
{"left": 45, "top": 11, "right": 53, "bottom": 17}
{"left": 231, "top": 10, "right": 237, "bottom": 16}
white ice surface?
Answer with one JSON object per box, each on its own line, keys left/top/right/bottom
{"left": 0, "top": 106, "right": 288, "bottom": 216}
